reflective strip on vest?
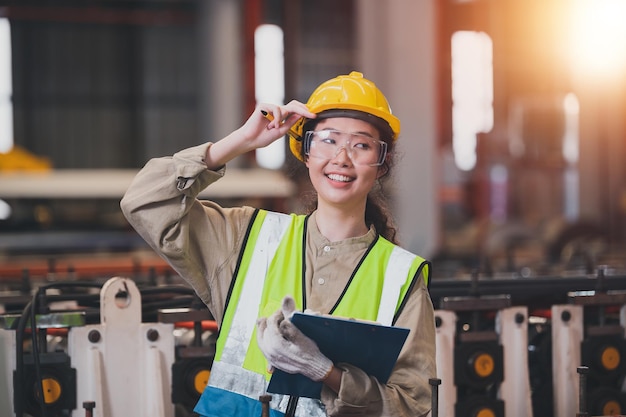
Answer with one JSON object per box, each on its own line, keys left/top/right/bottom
{"left": 376, "top": 246, "right": 418, "bottom": 325}
{"left": 219, "top": 212, "right": 293, "bottom": 367}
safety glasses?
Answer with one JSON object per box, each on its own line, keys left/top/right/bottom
{"left": 303, "top": 130, "right": 387, "bottom": 166}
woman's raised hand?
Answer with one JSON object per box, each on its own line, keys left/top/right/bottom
{"left": 204, "top": 100, "right": 315, "bottom": 170}
{"left": 237, "top": 100, "right": 316, "bottom": 150}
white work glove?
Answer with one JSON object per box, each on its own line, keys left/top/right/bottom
{"left": 256, "top": 296, "right": 333, "bottom": 382}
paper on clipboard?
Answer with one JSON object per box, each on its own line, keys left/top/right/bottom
{"left": 266, "top": 312, "right": 410, "bottom": 399}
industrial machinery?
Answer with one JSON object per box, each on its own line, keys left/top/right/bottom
{"left": 432, "top": 268, "right": 626, "bottom": 417}
{"left": 1, "top": 257, "right": 625, "bottom": 417}
{"left": 434, "top": 272, "right": 532, "bottom": 417}
{"left": 0, "top": 275, "right": 216, "bottom": 417}
{"left": 552, "top": 269, "right": 626, "bottom": 417}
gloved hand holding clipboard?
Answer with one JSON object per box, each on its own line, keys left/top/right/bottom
{"left": 266, "top": 312, "right": 410, "bottom": 399}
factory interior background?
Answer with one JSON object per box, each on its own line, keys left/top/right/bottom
{"left": 1, "top": 0, "right": 626, "bottom": 416}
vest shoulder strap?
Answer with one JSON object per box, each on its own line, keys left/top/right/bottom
{"left": 219, "top": 210, "right": 293, "bottom": 366}
{"left": 377, "top": 245, "right": 419, "bottom": 325}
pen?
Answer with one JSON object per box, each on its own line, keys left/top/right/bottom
{"left": 260, "top": 109, "right": 301, "bottom": 140}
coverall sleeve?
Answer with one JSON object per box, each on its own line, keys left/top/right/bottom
{"left": 120, "top": 143, "right": 255, "bottom": 323}
{"left": 320, "top": 274, "right": 437, "bottom": 417}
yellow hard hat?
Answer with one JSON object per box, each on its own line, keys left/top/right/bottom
{"left": 289, "top": 71, "right": 401, "bottom": 162}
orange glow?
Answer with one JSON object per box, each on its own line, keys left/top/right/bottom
{"left": 568, "top": 0, "right": 626, "bottom": 81}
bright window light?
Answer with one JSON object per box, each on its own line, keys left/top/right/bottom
{"left": 562, "top": 93, "right": 580, "bottom": 165}
{"left": 0, "top": 18, "right": 13, "bottom": 153}
{"left": 451, "top": 31, "right": 493, "bottom": 171}
{"left": 568, "top": 0, "right": 626, "bottom": 81}
{"left": 254, "top": 24, "right": 285, "bottom": 170}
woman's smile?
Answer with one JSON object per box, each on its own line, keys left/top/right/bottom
{"left": 325, "top": 173, "right": 355, "bottom": 183}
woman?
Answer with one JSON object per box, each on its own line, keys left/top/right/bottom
{"left": 121, "top": 71, "right": 436, "bottom": 417}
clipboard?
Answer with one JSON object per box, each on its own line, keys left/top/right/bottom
{"left": 266, "top": 312, "right": 410, "bottom": 399}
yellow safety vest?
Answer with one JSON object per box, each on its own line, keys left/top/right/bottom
{"left": 194, "top": 209, "right": 429, "bottom": 417}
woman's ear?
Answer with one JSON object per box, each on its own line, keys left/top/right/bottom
{"left": 377, "top": 163, "right": 389, "bottom": 179}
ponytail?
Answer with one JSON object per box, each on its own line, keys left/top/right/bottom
{"left": 365, "top": 194, "right": 398, "bottom": 245}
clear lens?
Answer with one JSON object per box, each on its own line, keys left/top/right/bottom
{"left": 304, "top": 130, "right": 387, "bottom": 166}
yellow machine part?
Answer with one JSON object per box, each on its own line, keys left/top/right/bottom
{"left": 600, "top": 345, "right": 620, "bottom": 371}
{"left": 602, "top": 400, "right": 621, "bottom": 416}
{"left": 0, "top": 145, "right": 51, "bottom": 171}
{"left": 475, "top": 409, "right": 496, "bottom": 417}
{"left": 41, "top": 377, "right": 62, "bottom": 404}
{"left": 193, "top": 369, "right": 211, "bottom": 395}
{"left": 473, "top": 352, "right": 495, "bottom": 378}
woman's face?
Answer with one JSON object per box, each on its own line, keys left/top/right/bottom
{"left": 305, "top": 117, "right": 384, "bottom": 212}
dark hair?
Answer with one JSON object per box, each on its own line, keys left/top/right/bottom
{"left": 298, "top": 114, "right": 399, "bottom": 244}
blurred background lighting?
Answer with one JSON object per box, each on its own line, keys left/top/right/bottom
{"left": 568, "top": 0, "right": 626, "bottom": 80}
{"left": 254, "top": 24, "right": 285, "bottom": 170}
{"left": 0, "top": 199, "right": 10, "bottom": 220}
{"left": 451, "top": 31, "right": 493, "bottom": 172}
{"left": 562, "top": 93, "right": 580, "bottom": 165}
{"left": 0, "top": 18, "right": 13, "bottom": 153}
